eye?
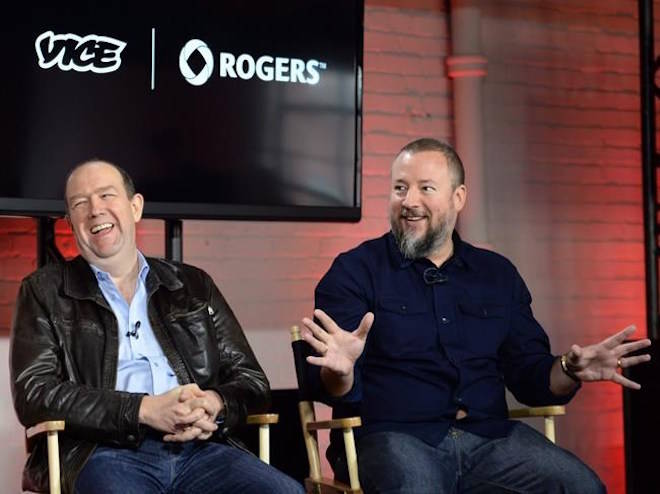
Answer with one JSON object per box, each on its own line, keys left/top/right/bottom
{"left": 393, "top": 184, "right": 407, "bottom": 194}
{"left": 101, "top": 192, "right": 117, "bottom": 199}
{"left": 72, "top": 199, "right": 87, "bottom": 210}
{"left": 421, "top": 185, "right": 436, "bottom": 192}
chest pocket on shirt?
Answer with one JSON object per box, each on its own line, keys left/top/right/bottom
{"left": 373, "top": 297, "right": 434, "bottom": 356}
{"left": 457, "top": 300, "right": 508, "bottom": 356}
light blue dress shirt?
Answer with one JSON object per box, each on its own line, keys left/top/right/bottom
{"left": 90, "top": 252, "right": 179, "bottom": 395}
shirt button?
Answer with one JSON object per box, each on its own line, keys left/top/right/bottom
{"left": 127, "top": 434, "right": 136, "bottom": 442}
{"left": 440, "top": 316, "right": 450, "bottom": 324}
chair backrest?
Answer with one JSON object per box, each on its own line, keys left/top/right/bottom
{"left": 290, "top": 325, "right": 316, "bottom": 401}
{"left": 290, "top": 326, "right": 363, "bottom": 493}
{"left": 290, "top": 326, "right": 323, "bottom": 479}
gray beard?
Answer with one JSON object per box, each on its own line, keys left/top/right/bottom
{"left": 391, "top": 214, "right": 453, "bottom": 260}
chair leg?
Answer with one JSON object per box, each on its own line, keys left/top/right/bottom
{"left": 258, "top": 424, "right": 270, "bottom": 464}
{"left": 46, "top": 430, "right": 61, "bottom": 494}
{"left": 544, "top": 416, "right": 556, "bottom": 444}
{"left": 342, "top": 427, "right": 360, "bottom": 491}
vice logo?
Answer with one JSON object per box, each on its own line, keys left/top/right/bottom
{"left": 35, "top": 31, "right": 126, "bottom": 73}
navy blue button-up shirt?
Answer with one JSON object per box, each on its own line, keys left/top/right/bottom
{"left": 314, "top": 231, "right": 576, "bottom": 447}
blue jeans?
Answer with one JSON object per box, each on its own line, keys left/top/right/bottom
{"left": 347, "top": 423, "right": 605, "bottom": 494}
{"left": 74, "top": 437, "right": 304, "bottom": 494}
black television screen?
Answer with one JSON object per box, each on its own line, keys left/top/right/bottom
{"left": 1, "top": 0, "right": 362, "bottom": 220}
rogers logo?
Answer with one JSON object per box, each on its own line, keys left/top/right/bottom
{"left": 179, "top": 38, "right": 326, "bottom": 86}
{"left": 179, "top": 39, "right": 214, "bottom": 86}
{"left": 35, "top": 31, "right": 126, "bottom": 73}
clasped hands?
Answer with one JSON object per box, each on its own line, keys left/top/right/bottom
{"left": 139, "top": 383, "right": 224, "bottom": 442}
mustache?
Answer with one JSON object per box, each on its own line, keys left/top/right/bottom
{"left": 400, "top": 207, "right": 428, "bottom": 218}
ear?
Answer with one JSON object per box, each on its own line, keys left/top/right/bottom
{"left": 130, "top": 193, "right": 144, "bottom": 223}
{"left": 452, "top": 184, "right": 467, "bottom": 212}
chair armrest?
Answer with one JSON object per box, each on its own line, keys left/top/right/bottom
{"left": 304, "top": 478, "right": 363, "bottom": 494}
{"left": 306, "top": 416, "right": 361, "bottom": 431}
{"left": 508, "top": 406, "right": 566, "bottom": 419}
{"left": 26, "top": 420, "right": 65, "bottom": 439}
{"left": 244, "top": 414, "right": 278, "bottom": 464}
{"left": 25, "top": 421, "right": 65, "bottom": 494}
{"left": 245, "top": 413, "right": 279, "bottom": 425}
{"left": 509, "top": 406, "right": 565, "bottom": 444}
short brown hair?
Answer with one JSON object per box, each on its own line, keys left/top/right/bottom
{"left": 397, "top": 138, "right": 465, "bottom": 189}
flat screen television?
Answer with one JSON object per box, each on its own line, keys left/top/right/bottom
{"left": 0, "top": 0, "right": 363, "bottom": 220}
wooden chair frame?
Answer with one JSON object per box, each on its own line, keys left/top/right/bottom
{"left": 24, "top": 413, "right": 279, "bottom": 494}
{"left": 291, "top": 325, "right": 566, "bottom": 494}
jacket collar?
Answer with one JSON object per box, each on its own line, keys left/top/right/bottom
{"left": 63, "top": 255, "right": 183, "bottom": 303}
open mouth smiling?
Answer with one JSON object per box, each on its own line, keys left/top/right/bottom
{"left": 90, "top": 223, "right": 113, "bottom": 234}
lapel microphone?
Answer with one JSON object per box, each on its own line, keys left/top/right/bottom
{"left": 126, "top": 320, "right": 141, "bottom": 339}
{"left": 423, "top": 267, "right": 449, "bottom": 285}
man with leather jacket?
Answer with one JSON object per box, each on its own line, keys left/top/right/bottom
{"left": 9, "top": 160, "right": 303, "bottom": 494}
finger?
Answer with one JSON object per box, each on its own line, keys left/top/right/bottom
{"left": 566, "top": 345, "right": 582, "bottom": 365}
{"left": 306, "top": 355, "right": 349, "bottom": 375}
{"left": 301, "top": 331, "right": 328, "bottom": 355}
{"left": 611, "top": 372, "right": 642, "bottom": 390}
{"left": 191, "top": 417, "right": 218, "bottom": 433}
{"left": 205, "top": 390, "right": 225, "bottom": 416}
{"left": 196, "top": 431, "right": 213, "bottom": 441}
{"left": 619, "top": 354, "right": 652, "bottom": 368}
{"left": 185, "top": 396, "right": 219, "bottom": 416}
{"left": 163, "top": 426, "right": 202, "bottom": 442}
{"left": 601, "top": 325, "right": 637, "bottom": 349}
{"left": 184, "top": 383, "right": 206, "bottom": 397}
{"left": 306, "top": 355, "right": 329, "bottom": 368}
{"left": 179, "top": 389, "right": 192, "bottom": 402}
{"left": 354, "top": 312, "right": 375, "bottom": 340}
{"left": 313, "top": 309, "right": 342, "bottom": 334}
{"left": 178, "top": 383, "right": 204, "bottom": 402}
{"left": 615, "top": 339, "right": 652, "bottom": 356}
{"left": 302, "top": 317, "right": 331, "bottom": 343}
{"left": 177, "top": 407, "right": 207, "bottom": 425}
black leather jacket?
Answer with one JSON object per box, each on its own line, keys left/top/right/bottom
{"left": 10, "top": 256, "right": 270, "bottom": 494}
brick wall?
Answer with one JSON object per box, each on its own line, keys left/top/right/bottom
{"left": 0, "top": 2, "right": 649, "bottom": 492}
{"left": 480, "top": 2, "right": 645, "bottom": 492}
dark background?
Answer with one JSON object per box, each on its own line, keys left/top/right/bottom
{"left": 0, "top": 0, "right": 362, "bottom": 220}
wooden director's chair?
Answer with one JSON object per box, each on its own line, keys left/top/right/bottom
{"left": 290, "top": 325, "right": 566, "bottom": 494}
{"left": 24, "top": 413, "right": 279, "bottom": 494}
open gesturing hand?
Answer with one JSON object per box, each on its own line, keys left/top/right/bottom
{"left": 564, "top": 325, "right": 651, "bottom": 389}
{"left": 301, "top": 309, "right": 374, "bottom": 376}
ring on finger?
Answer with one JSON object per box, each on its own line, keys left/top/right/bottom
{"left": 617, "top": 358, "right": 623, "bottom": 369}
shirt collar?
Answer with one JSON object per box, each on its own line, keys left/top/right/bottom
{"left": 89, "top": 251, "right": 150, "bottom": 283}
{"left": 386, "top": 230, "right": 471, "bottom": 270}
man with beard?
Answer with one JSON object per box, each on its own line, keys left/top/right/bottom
{"left": 300, "top": 138, "right": 651, "bottom": 493}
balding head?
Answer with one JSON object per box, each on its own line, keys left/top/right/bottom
{"left": 65, "top": 160, "right": 135, "bottom": 212}
{"left": 395, "top": 138, "right": 465, "bottom": 190}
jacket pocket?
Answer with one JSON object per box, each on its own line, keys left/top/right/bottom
{"left": 166, "top": 302, "right": 219, "bottom": 386}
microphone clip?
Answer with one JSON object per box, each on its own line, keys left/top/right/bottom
{"left": 423, "top": 267, "right": 448, "bottom": 285}
{"left": 126, "top": 320, "right": 141, "bottom": 339}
